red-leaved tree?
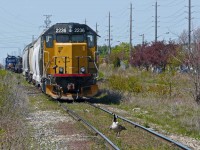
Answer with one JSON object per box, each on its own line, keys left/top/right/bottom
{"left": 131, "top": 41, "right": 178, "bottom": 71}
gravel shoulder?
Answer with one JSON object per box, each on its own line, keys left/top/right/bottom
{"left": 24, "top": 85, "right": 105, "bottom": 150}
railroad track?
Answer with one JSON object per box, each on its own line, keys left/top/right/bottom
{"left": 57, "top": 100, "right": 191, "bottom": 150}
{"left": 87, "top": 102, "right": 191, "bottom": 150}
{"left": 57, "top": 101, "right": 120, "bottom": 150}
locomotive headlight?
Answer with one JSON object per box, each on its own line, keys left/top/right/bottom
{"left": 59, "top": 67, "right": 64, "bottom": 74}
{"left": 80, "top": 66, "right": 86, "bottom": 74}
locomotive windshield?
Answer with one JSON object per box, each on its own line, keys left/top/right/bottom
{"left": 6, "top": 58, "right": 16, "bottom": 63}
{"left": 56, "top": 34, "right": 84, "bottom": 43}
{"left": 56, "top": 35, "right": 70, "bottom": 43}
{"left": 71, "top": 35, "right": 84, "bottom": 42}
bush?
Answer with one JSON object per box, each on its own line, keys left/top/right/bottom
{"left": 113, "top": 57, "right": 121, "bottom": 68}
{"left": 108, "top": 75, "right": 143, "bottom": 93}
{"left": 147, "top": 84, "right": 169, "bottom": 95}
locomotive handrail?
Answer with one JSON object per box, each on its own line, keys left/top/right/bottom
{"left": 93, "top": 51, "right": 99, "bottom": 72}
{"left": 52, "top": 56, "right": 69, "bottom": 74}
{"left": 45, "top": 55, "right": 95, "bottom": 74}
{"left": 44, "top": 56, "right": 69, "bottom": 74}
{"left": 44, "top": 51, "right": 50, "bottom": 75}
{"left": 75, "top": 56, "right": 91, "bottom": 74}
{"left": 75, "top": 56, "right": 98, "bottom": 74}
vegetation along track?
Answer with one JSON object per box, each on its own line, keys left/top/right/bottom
{"left": 58, "top": 100, "right": 191, "bottom": 150}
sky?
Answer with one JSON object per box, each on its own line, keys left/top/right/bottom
{"left": 0, "top": 0, "right": 200, "bottom": 65}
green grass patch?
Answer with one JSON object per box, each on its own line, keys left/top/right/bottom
{"left": 0, "top": 70, "right": 7, "bottom": 77}
{"left": 0, "top": 128, "right": 5, "bottom": 135}
{"left": 29, "top": 94, "right": 59, "bottom": 111}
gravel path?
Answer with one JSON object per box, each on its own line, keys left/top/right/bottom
{"left": 25, "top": 87, "right": 103, "bottom": 150}
{"left": 27, "top": 110, "right": 98, "bottom": 149}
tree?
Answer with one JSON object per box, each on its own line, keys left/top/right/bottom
{"left": 131, "top": 41, "right": 178, "bottom": 71}
{"left": 188, "top": 42, "right": 200, "bottom": 103}
{"left": 109, "top": 42, "right": 129, "bottom": 66}
{"left": 98, "top": 45, "right": 108, "bottom": 56}
{"left": 179, "top": 27, "right": 200, "bottom": 104}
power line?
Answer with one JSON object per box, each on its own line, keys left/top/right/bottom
{"left": 160, "top": 0, "right": 185, "bottom": 7}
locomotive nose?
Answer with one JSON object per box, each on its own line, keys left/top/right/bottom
{"left": 54, "top": 43, "right": 88, "bottom": 74}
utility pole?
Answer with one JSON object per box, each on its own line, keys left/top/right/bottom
{"left": 155, "top": 1, "right": 158, "bottom": 42}
{"left": 140, "top": 34, "right": 144, "bottom": 46}
{"left": 96, "top": 23, "right": 98, "bottom": 34}
{"left": 188, "top": 0, "right": 191, "bottom": 52}
{"left": 85, "top": 18, "right": 87, "bottom": 25}
{"left": 43, "top": 15, "right": 52, "bottom": 29}
{"left": 96, "top": 22, "right": 99, "bottom": 53}
{"left": 108, "top": 12, "right": 111, "bottom": 55}
{"left": 130, "top": 3, "right": 133, "bottom": 56}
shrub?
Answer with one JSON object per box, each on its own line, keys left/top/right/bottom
{"left": 108, "top": 75, "right": 143, "bottom": 93}
{"left": 113, "top": 57, "right": 121, "bottom": 68}
{"left": 147, "top": 84, "right": 169, "bottom": 95}
{"left": 98, "top": 71, "right": 104, "bottom": 80}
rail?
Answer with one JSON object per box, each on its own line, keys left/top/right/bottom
{"left": 58, "top": 102, "right": 120, "bottom": 150}
{"left": 88, "top": 102, "right": 191, "bottom": 150}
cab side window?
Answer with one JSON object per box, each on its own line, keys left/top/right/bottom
{"left": 46, "top": 35, "right": 53, "bottom": 48}
{"left": 87, "top": 34, "right": 95, "bottom": 48}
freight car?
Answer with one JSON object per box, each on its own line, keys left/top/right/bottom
{"left": 22, "top": 23, "right": 99, "bottom": 100}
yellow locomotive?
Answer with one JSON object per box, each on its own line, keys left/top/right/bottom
{"left": 23, "top": 23, "right": 99, "bottom": 100}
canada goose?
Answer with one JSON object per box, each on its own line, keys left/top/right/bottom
{"left": 110, "top": 114, "right": 126, "bottom": 137}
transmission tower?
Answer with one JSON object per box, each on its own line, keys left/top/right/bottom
{"left": 43, "top": 15, "right": 52, "bottom": 29}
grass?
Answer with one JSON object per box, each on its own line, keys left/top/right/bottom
{"left": 0, "top": 71, "right": 33, "bottom": 149}
{"left": 111, "top": 97, "right": 200, "bottom": 139}
{"left": 0, "top": 128, "right": 5, "bottom": 135}
{"left": 98, "top": 64, "right": 200, "bottom": 140}
{"left": 66, "top": 103, "right": 177, "bottom": 149}
{"left": 29, "top": 93, "right": 60, "bottom": 111}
